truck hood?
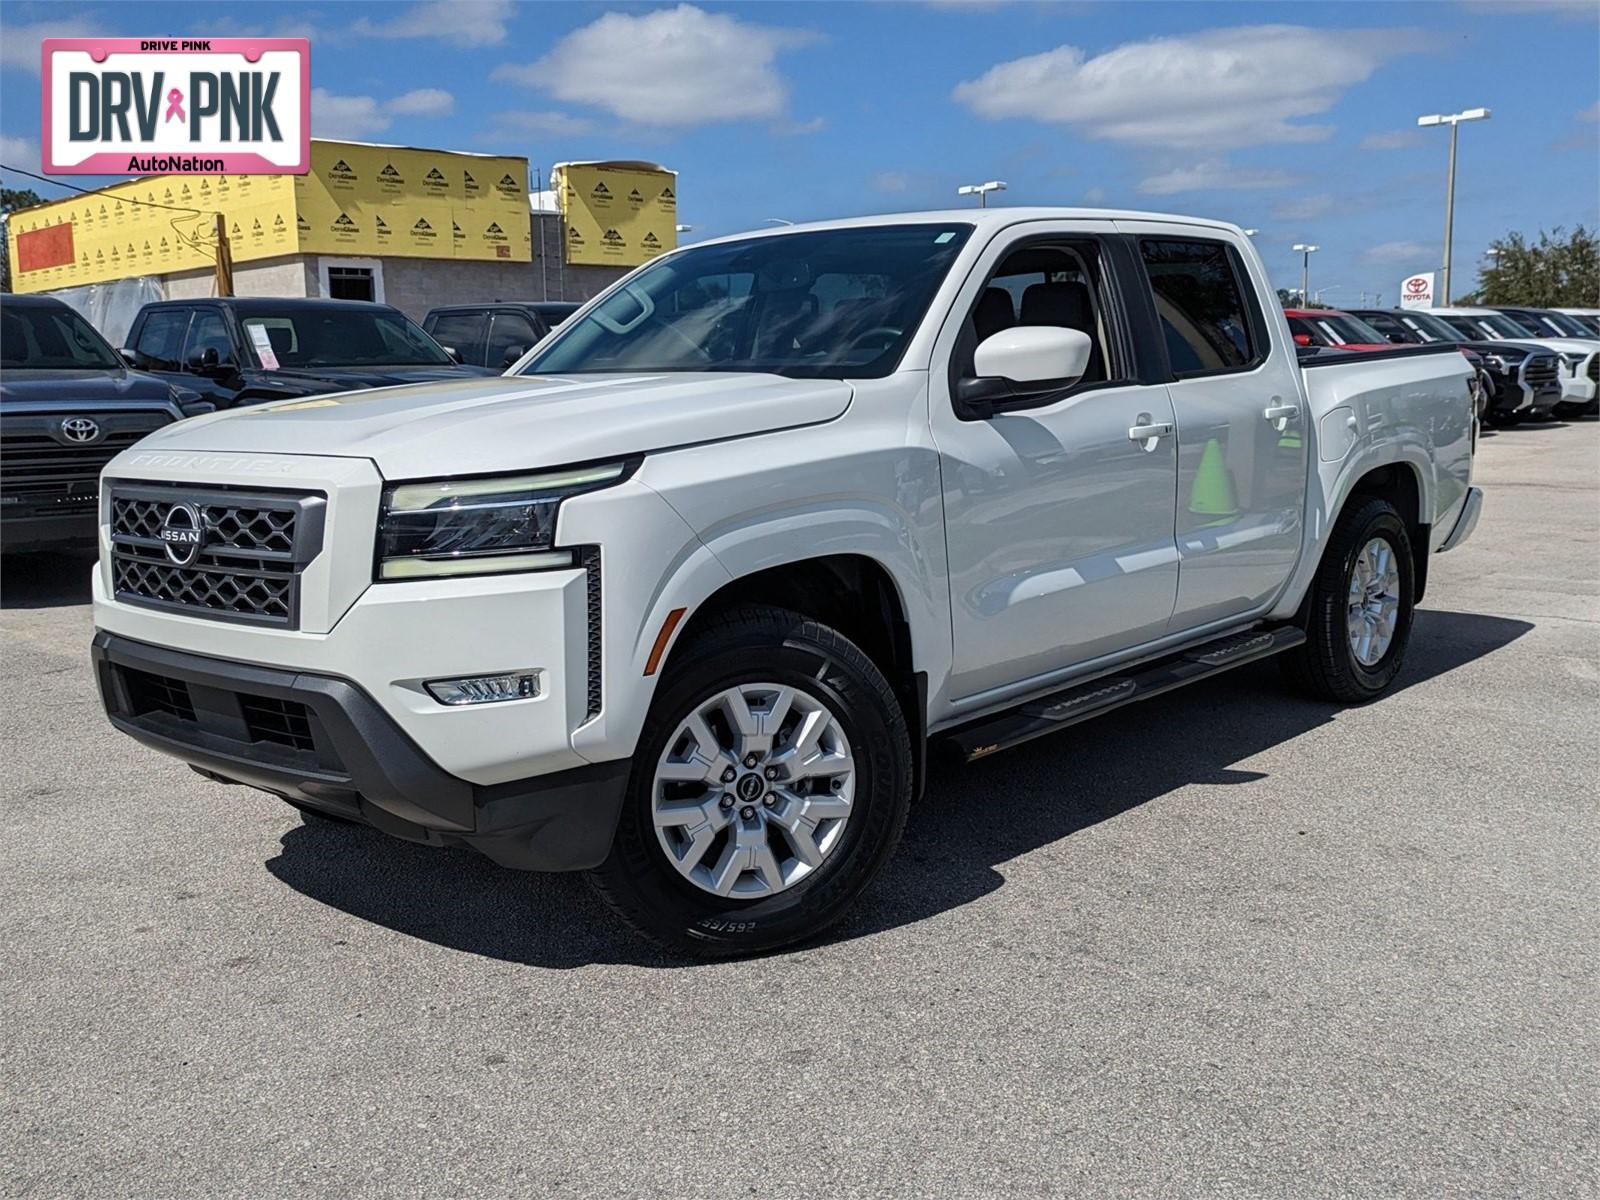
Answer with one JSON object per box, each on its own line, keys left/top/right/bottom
{"left": 1, "top": 367, "right": 177, "bottom": 409}
{"left": 1494, "top": 336, "right": 1599, "bottom": 357}
{"left": 132, "top": 371, "right": 854, "bottom": 478}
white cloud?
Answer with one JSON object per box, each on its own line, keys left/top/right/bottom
{"left": 954, "top": 25, "right": 1424, "bottom": 150}
{"left": 1272, "top": 193, "right": 1338, "bottom": 222}
{"left": 871, "top": 171, "right": 911, "bottom": 194}
{"left": 0, "top": 133, "right": 40, "bottom": 171}
{"left": 0, "top": 15, "right": 94, "bottom": 72}
{"left": 494, "top": 4, "right": 817, "bottom": 127}
{"left": 387, "top": 88, "right": 455, "bottom": 117}
{"left": 1082, "top": 186, "right": 1108, "bottom": 204}
{"left": 1580, "top": 102, "right": 1600, "bottom": 123}
{"left": 353, "top": 0, "right": 513, "bottom": 48}
{"left": 1360, "top": 239, "right": 1437, "bottom": 265}
{"left": 311, "top": 88, "right": 458, "bottom": 138}
{"left": 492, "top": 111, "right": 597, "bottom": 137}
{"left": 1360, "top": 129, "right": 1422, "bottom": 151}
{"left": 1137, "top": 160, "right": 1300, "bottom": 195}
{"left": 311, "top": 90, "right": 390, "bottom": 139}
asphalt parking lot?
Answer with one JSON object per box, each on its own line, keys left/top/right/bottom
{"left": 3, "top": 420, "right": 1596, "bottom": 1198}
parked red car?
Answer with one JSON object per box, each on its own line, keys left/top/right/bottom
{"left": 1283, "top": 309, "right": 1392, "bottom": 351}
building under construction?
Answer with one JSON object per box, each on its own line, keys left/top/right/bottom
{"left": 4, "top": 140, "right": 677, "bottom": 337}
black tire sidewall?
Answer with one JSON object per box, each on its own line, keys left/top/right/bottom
{"left": 593, "top": 612, "right": 910, "bottom": 956}
{"left": 1321, "top": 504, "right": 1414, "bottom": 696}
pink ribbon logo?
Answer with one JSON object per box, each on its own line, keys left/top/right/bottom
{"left": 164, "top": 88, "right": 185, "bottom": 123}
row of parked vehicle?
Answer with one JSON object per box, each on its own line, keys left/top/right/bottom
{"left": 0, "top": 294, "right": 576, "bottom": 551}
{"left": 1, "top": 281, "right": 1594, "bottom": 556}
{"left": 1284, "top": 303, "right": 1600, "bottom": 425}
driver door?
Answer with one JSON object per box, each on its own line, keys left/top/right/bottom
{"left": 929, "top": 223, "right": 1181, "bottom": 702}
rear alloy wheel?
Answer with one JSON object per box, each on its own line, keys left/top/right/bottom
{"left": 589, "top": 605, "right": 911, "bottom": 958}
{"left": 1282, "top": 496, "right": 1415, "bottom": 703}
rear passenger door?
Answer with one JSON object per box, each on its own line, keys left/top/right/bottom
{"left": 929, "top": 222, "right": 1182, "bottom": 700}
{"left": 1120, "top": 224, "right": 1308, "bottom": 632}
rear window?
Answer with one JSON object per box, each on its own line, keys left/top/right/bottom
{"left": 1140, "top": 239, "right": 1257, "bottom": 377}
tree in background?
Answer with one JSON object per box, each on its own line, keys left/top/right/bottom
{"left": 1465, "top": 226, "right": 1599, "bottom": 307}
{"left": 1, "top": 187, "right": 45, "bottom": 293}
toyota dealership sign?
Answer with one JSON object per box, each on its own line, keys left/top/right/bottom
{"left": 1400, "top": 272, "right": 1436, "bottom": 310}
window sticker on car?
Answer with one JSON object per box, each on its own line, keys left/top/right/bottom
{"left": 246, "top": 323, "right": 280, "bottom": 370}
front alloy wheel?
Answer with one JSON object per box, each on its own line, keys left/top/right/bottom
{"left": 652, "top": 682, "right": 855, "bottom": 898}
{"left": 588, "top": 605, "right": 912, "bottom": 958}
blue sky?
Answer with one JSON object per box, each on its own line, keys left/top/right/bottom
{"left": 3, "top": 0, "right": 1596, "bottom": 305}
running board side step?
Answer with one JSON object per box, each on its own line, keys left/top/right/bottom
{"left": 943, "top": 625, "right": 1307, "bottom": 763}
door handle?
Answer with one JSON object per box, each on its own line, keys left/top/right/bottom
{"left": 1263, "top": 402, "right": 1300, "bottom": 432}
{"left": 1127, "top": 416, "right": 1174, "bottom": 451}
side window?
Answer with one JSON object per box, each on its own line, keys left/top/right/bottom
{"left": 132, "top": 309, "right": 190, "bottom": 370}
{"left": 487, "top": 311, "right": 541, "bottom": 367}
{"left": 958, "top": 240, "right": 1121, "bottom": 387}
{"left": 1140, "top": 239, "right": 1257, "bottom": 377}
{"left": 428, "top": 312, "right": 487, "bottom": 365}
{"left": 182, "top": 310, "right": 234, "bottom": 365}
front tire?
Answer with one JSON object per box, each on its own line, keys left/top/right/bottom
{"left": 1282, "top": 496, "right": 1415, "bottom": 703}
{"left": 588, "top": 605, "right": 912, "bottom": 958}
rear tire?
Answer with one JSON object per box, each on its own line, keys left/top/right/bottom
{"left": 588, "top": 605, "right": 912, "bottom": 958}
{"left": 1282, "top": 496, "right": 1415, "bottom": 703}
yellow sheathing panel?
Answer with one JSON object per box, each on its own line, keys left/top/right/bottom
{"left": 555, "top": 163, "right": 677, "bottom": 267}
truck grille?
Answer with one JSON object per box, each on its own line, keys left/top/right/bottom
{"left": 1523, "top": 355, "right": 1560, "bottom": 390}
{"left": 106, "top": 483, "right": 326, "bottom": 628}
{"left": 0, "top": 411, "right": 172, "bottom": 501}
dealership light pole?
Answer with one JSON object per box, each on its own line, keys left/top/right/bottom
{"left": 1418, "top": 107, "right": 1490, "bottom": 305}
{"left": 957, "top": 181, "right": 1007, "bottom": 207}
{"left": 1292, "top": 244, "right": 1319, "bottom": 305}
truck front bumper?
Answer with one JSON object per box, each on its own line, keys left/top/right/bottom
{"left": 93, "top": 632, "right": 629, "bottom": 871}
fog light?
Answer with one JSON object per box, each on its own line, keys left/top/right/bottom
{"left": 425, "top": 673, "right": 540, "bottom": 706}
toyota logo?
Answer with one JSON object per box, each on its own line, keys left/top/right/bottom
{"left": 1405, "top": 277, "right": 1429, "bottom": 295}
{"left": 59, "top": 417, "right": 102, "bottom": 444}
{"left": 158, "top": 503, "right": 205, "bottom": 566}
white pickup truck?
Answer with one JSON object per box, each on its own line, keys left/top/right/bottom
{"left": 92, "top": 210, "right": 1482, "bottom": 956}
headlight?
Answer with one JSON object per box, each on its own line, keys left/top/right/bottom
{"left": 376, "top": 460, "right": 634, "bottom": 580}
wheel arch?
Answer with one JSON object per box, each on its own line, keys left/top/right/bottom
{"left": 657, "top": 553, "right": 929, "bottom": 800}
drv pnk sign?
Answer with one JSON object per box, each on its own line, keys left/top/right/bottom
{"left": 42, "top": 38, "right": 309, "bottom": 175}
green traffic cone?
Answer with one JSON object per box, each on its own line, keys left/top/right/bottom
{"left": 1189, "top": 437, "right": 1239, "bottom": 524}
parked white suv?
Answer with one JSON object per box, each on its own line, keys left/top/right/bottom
{"left": 93, "top": 210, "right": 1481, "bottom": 956}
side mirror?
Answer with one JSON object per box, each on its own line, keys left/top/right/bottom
{"left": 1292, "top": 332, "right": 1313, "bottom": 348}
{"left": 118, "top": 348, "right": 140, "bottom": 368}
{"left": 442, "top": 345, "right": 463, "bottom": 364}
{"left": 185, "top": 346, "right": 233, "bottom": 375}
{"left": 958, "top": 327, "right": 1093, "bottom": 418}
{"left": 501, "top": 345, "right": 526, "bottom": 367}
{"left": 1387, "top": 333, "right": 1410, "bottom": 345}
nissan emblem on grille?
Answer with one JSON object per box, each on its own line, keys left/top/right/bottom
{"left": 158, "top": 504, "right": 205, "bottom": 566}
{"left": 59, "top": 417, "right": 101, "bottom": 444}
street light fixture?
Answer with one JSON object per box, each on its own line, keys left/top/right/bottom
{"left": 1242, "top": 228, "right": 1259, "bottom": 237}
{"left": 1292, "top": 244, "right": 1319, "bottom": 305}
{"left": 1417, "top": 107, "right": 1491, "bottom": 304}
{"left": 957, "top": 180, "right": 1007, "bottom": 208}
{"left": 762, "top": 218, "right": 795, "bottom": 227}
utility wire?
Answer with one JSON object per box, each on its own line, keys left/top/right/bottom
{"left": 1, "top": 161, "right": 220, "bottom": 255}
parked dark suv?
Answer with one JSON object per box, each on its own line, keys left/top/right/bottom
{"left": 2, "top": 295, "right": 208, "bottom": 551}
{"left": 422, "top": 302, "right": 579, "bottom": 370}
{"left": 122, "top": 298, "right": 491, "bottom": 409}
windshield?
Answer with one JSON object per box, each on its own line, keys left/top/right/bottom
{"left": 523, "top": 223, "right": 974, "bottom": 380}
{"left": 1541, "top": 310, "right": 1595, "bottom": 338}
{"left": 1400, "top": 311, "right": 1463, "bottom": 342}
{"left": 1473, "top": 312, "right": 1539, "bottom": 339}
{"left": 238, "top": 308, "right": 452, "bottom": 368}
{"left": 1, "top": 304, "right": 122, "bottom": 370}
{"left": 1313, "top": 313, "right": 1388, "bottom": 345}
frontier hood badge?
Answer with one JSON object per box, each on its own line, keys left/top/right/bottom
{"left": 158, "top": 503, "right": 205, "bottom": 566}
